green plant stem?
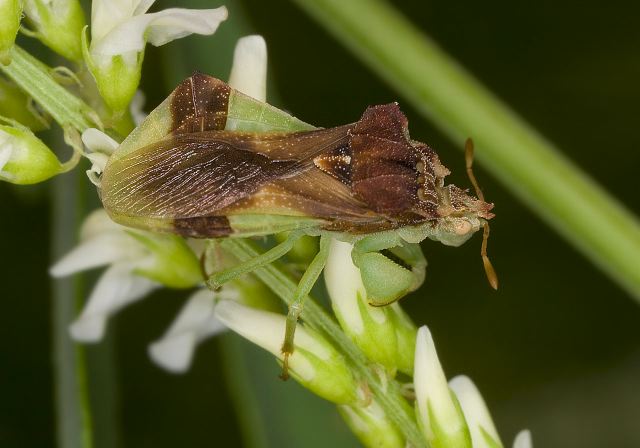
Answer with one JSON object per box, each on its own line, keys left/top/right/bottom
{"left": 220, "top": 238, "right": 425, "bottom": 448}
{"left": 292, "top": 0, "right": 640, "bottom": 300}
{"left": 51, "top": 168, "right": 94, "bottom": 448}
{"left": 0, "top": 45, "right": 94, "bottom": 131}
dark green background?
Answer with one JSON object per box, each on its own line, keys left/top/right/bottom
{"left": 1, "top": 0, "right": 639, "bottom": 446}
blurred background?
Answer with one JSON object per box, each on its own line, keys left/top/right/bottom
{"left": 1, "top": 0, "right": 639, "bottom": 446}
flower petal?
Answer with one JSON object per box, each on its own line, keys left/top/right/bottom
{"left": 215, "top": 300, "right": 325, "bottom": 380}
{"left": 228, "top": 35, "right": 267, "bottom": 102}
{"left": 449, "top": 375, "right": 502, "bottom": 448}
{"left": 91, "top": 7, "right": 227, "bottom": 57}
{"left": 86, "top": 152, "right": 110, "bottom": 185}
{"left": 512, "top": 430, "right": 532, "bottom": 448}
{"left": 148, "top": 288, "right": 226, "bottom": 373}
{"left": 79, "top": 208, "right": 123, "bottom": 241}
{"left": 91, "top": 0, "right": 156, "bottom": 43}
{"left": 215, "top": 300, "right": 359, "bottom": 404}
{"left": 50, "top": 232, "right": 144, "bottom": 277}
{"left": 81, "top": 128, "right": 119, "bottom": 155}
{"left": 70, "top": 262, "right": 158, "bottom": 341}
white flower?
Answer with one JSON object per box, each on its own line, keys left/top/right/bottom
{"left": 148, "top": 288, "right": 233, "bottom": 373}
{"left": 449, "top": 375, "right": 502, "bottom": 448}
{"left": 81, "top": 127, "right": 118, "bottom": 186}
{"left": 414, "top": 325, "right": 471, "bottom": 447}
{"left": 215, "top": 300, "right": 358, "bottom": 404}
{"left": 84, "top": 0, "right": 228, "bottom": 112}
{"left": 50, "top": 209, "right": 201, "bottom": 342}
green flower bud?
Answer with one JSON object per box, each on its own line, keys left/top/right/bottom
{"left": 414, "top": 326, "right": 471, "bottom": 448}
{"left": 0, "top": 0, "right": 22, "bottom": 64}
{"left": 338, "top": 400, "right": 405, "bottom": 448}
{"left": 0, "top": 124, "right": 64, "bottom": 184}
{"left": 388, "top": 303, "right": 417, "bottom": 374}
{"left": 127, "top": 231, "right": 202, "bottom": 289}
{"left": 82, "top": 37, "right": 143, "bottom": 116}
{"left": 23, "top": 0, "right": 86, "bottom": 62}
{"left": 215, "top": 300, "right": 359, "bottom": 405}
{"left": 325, "top": 238, "right": 414, "bottom": 375}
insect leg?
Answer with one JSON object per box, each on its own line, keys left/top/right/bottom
{"left": 206, "top": 231, "right": 304, "bottom": 290}
{"left": 280, "top": 234, "right": 331, "bottom": 380}
{"left": 387, "top": 243, "right": 427, "bottom": 290}
{"left": 352, "top": 234, "right": 427, "bottom": 306}
{"left": 353, "top": 231, "right": 405, "bottom": 255}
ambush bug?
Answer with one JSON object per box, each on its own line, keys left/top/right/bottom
{"left": 99, "top": 74, "right": 497, "bottom": 376}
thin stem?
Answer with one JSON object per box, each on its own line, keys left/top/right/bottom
{"left": 51, "top": 167, "right": 94, "bottom": 448}
{"left": 292, "top": 0, "right": 640, "bottom": 300}
{"left": 0, "top": 46, "right": 95, "bottom": 132}
{"left": 219, "top": 238, "right": 425, "bottom": 448}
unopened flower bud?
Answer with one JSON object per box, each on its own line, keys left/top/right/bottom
{"left": 414, "top": 326, "right": 471, "bottom": 448}
{"left": 0, "top": 124, "right": 64, "bottom": 184}
{"left": 338, "top": 400, "right": 404, "bottom": 448}
{"left": 513, "top": 430, "right": 533, "bottom": 448}
{"left": 0, "top": 0, "right": 22, "bottom": 64}
{"left": 449, "top": 375, "right": 503, "bottom": 448}
{"left": 215, "top": 300, "right": 358, "bottom": 404}
{"left": 23, "top": 0, "right": 86, "bottom": 62}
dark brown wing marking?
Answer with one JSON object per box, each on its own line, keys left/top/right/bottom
{"left": 170, "top": 73, "right": 231, "bottom": 134}
{"left": 173, "top": 215, "right": 232, "bottom": 238}
{"left": 101, "top": 135, "right": 299, "bottom": 220}
{"left": 101, "top": 127, "right": 356, "bottom": 221}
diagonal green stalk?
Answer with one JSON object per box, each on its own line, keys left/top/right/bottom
{"left": 0, "top": 45, "right": 95, "bottom": 132}
{"left": 219, "top": 238, "right": 425, "bottom": 448}
{"left": 292, "top": 0, "right": 640, "bottom": 301}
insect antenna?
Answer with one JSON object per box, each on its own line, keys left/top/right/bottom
{"left": 465, "top": 138, "right": 499, "bottom": 290}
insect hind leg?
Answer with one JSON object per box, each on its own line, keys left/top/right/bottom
{"left": 206, "top": 231, "right": 304, "bottom": 290}
{"left": 280, "top": 234, "right": 330, "bottom": 380}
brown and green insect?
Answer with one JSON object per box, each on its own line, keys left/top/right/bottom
{"left": 100, "top": 73, "right": 497, "bottom": 374}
